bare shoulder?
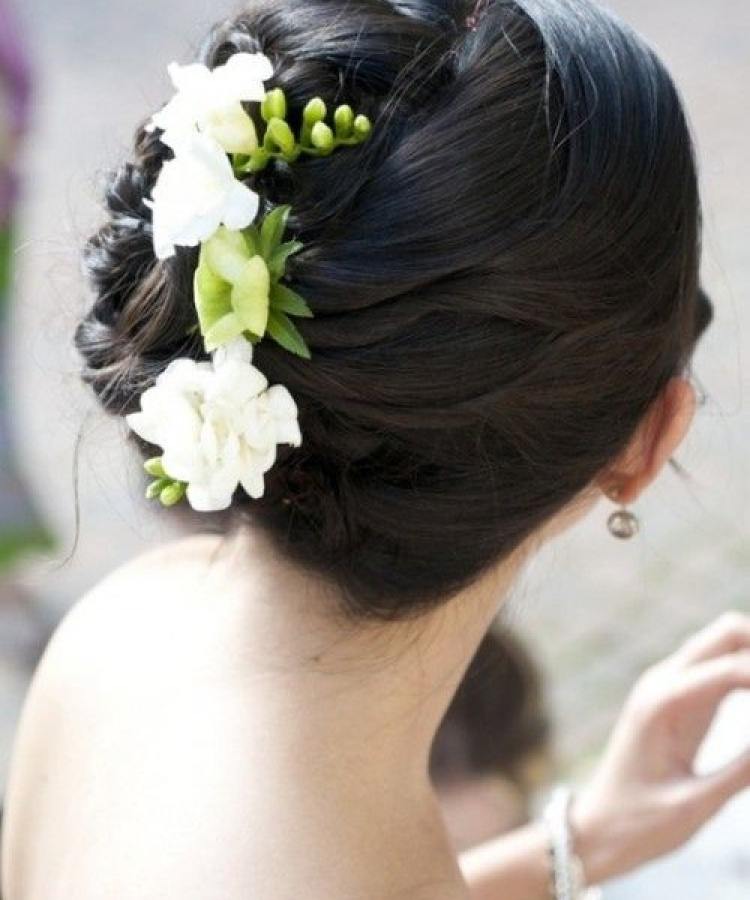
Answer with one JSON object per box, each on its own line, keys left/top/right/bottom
{"left": 9, "top": 534, "right": 223, "bottom": 697}
{"left": 50, "top": 532, "right": 228, "bottom": 634}
{"left": 1, "top": 532, "right": 258, "bottom": 900}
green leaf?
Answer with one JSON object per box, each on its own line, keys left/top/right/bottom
{"left": 194, "top": 259, "right": 232, "bottom": 338}
{"left": 267, "top": 309, "right": 312, "bottom": 359}
{"left": 268, "top": 240, "right": 304, "bottom": 278}
{"left": 144, "top": 457, "right": 167, "bottom": 479}
{"left": 204, "top": 313, "right": 247, "bottom": 352}
{"left": 205, "top": 227, "right": 251, "bottom": 284}
{"left": 270, "top": 282, "right": 314, "bottom": 319}
{"left": 260, "top": 204, "right": 291, "bottom": 259}
{"left": 231, "top": 256, "right": 271, "bottom": 337}
{"left": 242, "top": 225, "right": 261, "bottom": 257}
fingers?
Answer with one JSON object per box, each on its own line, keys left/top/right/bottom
{"left": 668, "top": 649, "right": 750, "bottom": 709}
{"left": 688, "top": 748, "right": 750, "bottom": 819}
{"left": 670, "top": 612, "right": 750, "bottom": 668}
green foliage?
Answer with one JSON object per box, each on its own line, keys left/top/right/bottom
{"left": 267, "top": 309, "right": 312, "bottom": 360}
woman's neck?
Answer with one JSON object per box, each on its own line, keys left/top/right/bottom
{"left": 187, "top": 523, "right": 530, "bottom": 899}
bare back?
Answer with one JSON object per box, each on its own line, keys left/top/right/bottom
{"left": 2, "top": 535, "right": 291, "bottom": 900}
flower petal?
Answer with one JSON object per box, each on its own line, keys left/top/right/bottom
{"left": 204, "top": 313, "right": 247, "bottom": 353}
{"left": 159, "top": 358, "right": 213, "bottom": 395}
{"left": 218, "top": 53, "right": 274, "bottom": 101}
{"left": 239, "top": 460, "right": 268, "bottom": 500}
{"left": 213, "top": 335, "right": 255, "bottom": 368}
{"left": 265, "top": 384, "right": 299, "bottom": 420}
{"left": 204, "top": 226, "right": 251, "bottom": 284}
{"left": 194, "top": 255, "right": 233, "bottom": 337}
{"left": 274, "top": 417, "right": 302, "bottom": 448}
{"left": 162, "top": 444, "right": 205, "bottom": 484}
{"left": 125, "top": 409, "right": 163, "bottom": 447}
{"left": 222, "top": 179, "right": 260, "bottom": 231}
{"left": 203, "top": 103, "right": 259, "bottom": 155}
{"left": 211, "top": 357, "right": 267, "bottom": 406}
{"left": 168, "top": 62, "right": 212, "bottom": 96}
{"left": 148, "top": 132, "right": 256, "bottom": 258}
{"left": 186, "top": 480, "right": 235, "bottom": 512}
{"left": 200, "top": 418, "right": 220, "bottom": 468}
{"left": 231, "top": 256, "right": 270, "bottom": 337}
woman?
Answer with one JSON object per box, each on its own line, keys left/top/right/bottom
{"left": 2, "top": 1, "right": 748, "bottom": 898}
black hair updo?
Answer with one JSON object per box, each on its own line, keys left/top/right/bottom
{"left": 75, "top": 0, "right": 713, "bottom": 621}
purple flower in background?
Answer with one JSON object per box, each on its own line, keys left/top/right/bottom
{"left": 0, "top": 0, "right": 31, "bottom": 227}
{"left": 0, "top": 1, "right": 52, "bottom": 570}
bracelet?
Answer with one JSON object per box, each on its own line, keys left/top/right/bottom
{"left": 542, "top": 785, "right": 602, "bottom": 900}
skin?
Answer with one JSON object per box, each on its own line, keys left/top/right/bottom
{"left": 3, "top": 375, "right": 749, "bottom": 900}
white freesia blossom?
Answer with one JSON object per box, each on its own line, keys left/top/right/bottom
{"left": 125, "top": 337, "right": 302, "bottom": 512}
{"left": 147, "top": 130, "right": 260, "bottom": 259}
{"left": 148, "top": 52, "right": 274, "bottom": 154}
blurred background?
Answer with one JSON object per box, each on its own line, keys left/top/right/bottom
{"left": 0, "top": 0, "right": 748, "bottom": 896}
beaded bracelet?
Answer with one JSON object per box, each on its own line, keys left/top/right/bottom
{"left": 542, "top": 785, "right": 603, "bottom": 900}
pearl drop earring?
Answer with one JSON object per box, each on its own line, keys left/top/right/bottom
{"left": 606, "top": 484, "right": 640, "bottom": 539}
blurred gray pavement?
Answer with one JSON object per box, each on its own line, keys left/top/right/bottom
{"left": 1, "top": 0, "right": 749, "bottom": 894}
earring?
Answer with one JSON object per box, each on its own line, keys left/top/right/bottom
{"left": 606, "top": 484, "right": 640, "bottom": 540}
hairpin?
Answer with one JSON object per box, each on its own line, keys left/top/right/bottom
{"left": 125, "top": 52, "right": 372, "bottom": 512}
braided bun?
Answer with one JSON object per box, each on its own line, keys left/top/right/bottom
{"left": 75, "top": 0, "right": 709, "bottom": 620}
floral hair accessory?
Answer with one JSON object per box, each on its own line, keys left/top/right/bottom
{"left": 146, "top": 129, "right": 261, "bottom": 260}
{"left": 146, "top": 54, "right": 274, "bottom": 154}
{"left": 125, "top": 51, "right": 373, "bottom": 512}
{"left": 127, "top": 337, "right": 301, "bottom": 512}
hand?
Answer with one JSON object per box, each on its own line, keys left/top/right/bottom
{"left": 569, "top": 611, "right": 750, "bottom": 885}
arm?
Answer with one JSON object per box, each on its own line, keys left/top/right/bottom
{"left": 458, "top": 612, "right": 750, "bottom": 899}
{"left": 459, "top": 819, "right": 554, "bottom": 900}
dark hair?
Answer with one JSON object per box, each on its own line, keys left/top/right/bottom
{"left": 75, "top": 0, "right": 713, "bottom": 621}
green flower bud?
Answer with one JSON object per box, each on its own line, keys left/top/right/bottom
{"left": 261, "top": 88, "right": 287, "bottom": 122}
{"left": 160, "top": 482, "right": 187, "bottom": 508}
{"left": 303, "top": 97, "right": 327, "bottom": 127}
{"left": 334, "top": 104, "right": 354, "bottom": 138}
{"left": 353, "top": 114, "right": 372, "bottom": 140}
{"left": 144, "top": 457, "right": 167, "bottom": 479}
{"left": 146, "top": 478, "right": 169, "bottom": 501}
{"left": 310, "top": 121, "right": 335, "bottom": 152}
{"left": 267, "top": 118, "right": 297, "bottom": 155}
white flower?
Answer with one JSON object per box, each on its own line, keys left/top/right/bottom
{"left": 125, "top": 337, "right": 302, "bottom": 512}
{"left": 148, "top": 52, "right": 274, "bottom": 154}
{"left": 147, "top": 130, "right": 260, "bottom": 259}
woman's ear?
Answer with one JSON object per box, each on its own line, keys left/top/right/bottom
{"left": 599, "top": 376, "right": 698, "bottom": 505}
